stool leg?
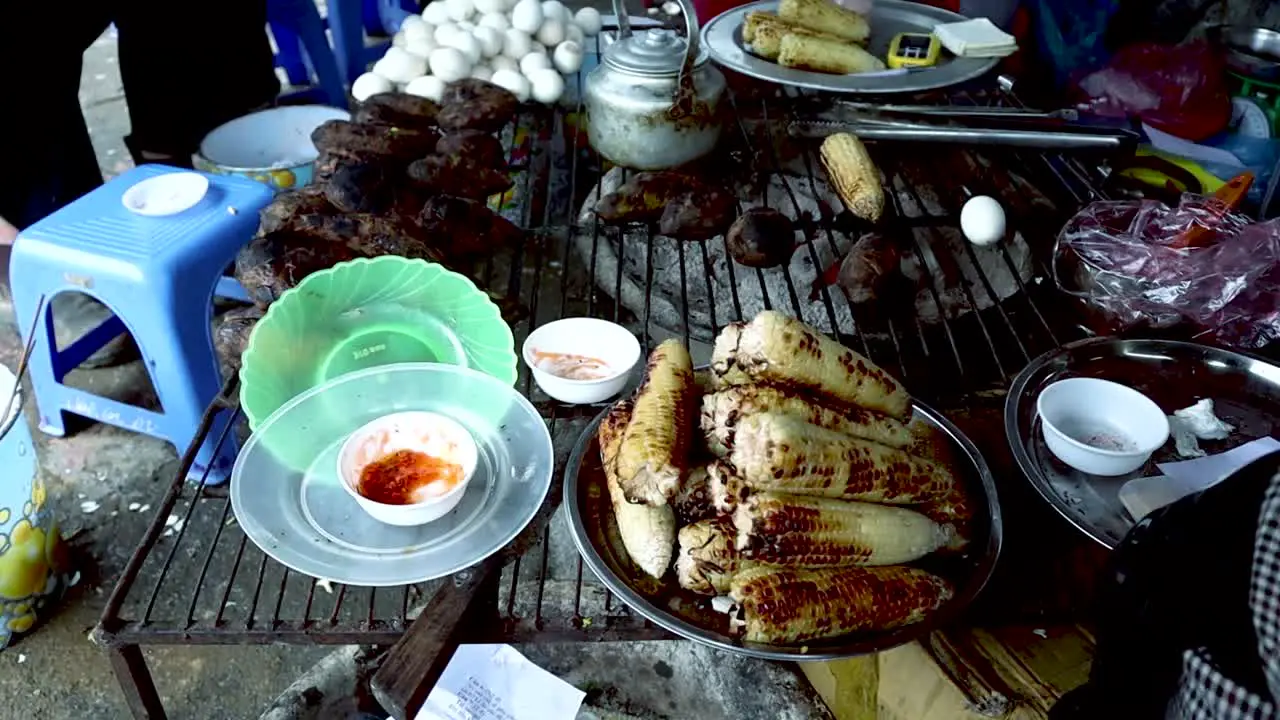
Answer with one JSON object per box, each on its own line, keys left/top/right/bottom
{"left": 12, "top": 292, "right": 69, "bottom": 436}
{"left": 269, "top": 23, "right": 311, "bottom": 86}
{"left": 269, "top": 0, "right": 350, "bottom": 108}
{"left": 324, "top": 0, "right": 369, "bottom": 90}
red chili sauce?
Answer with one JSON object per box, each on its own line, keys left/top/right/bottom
{"left": 357, "top": 449, "right": 464, "bottom": 505}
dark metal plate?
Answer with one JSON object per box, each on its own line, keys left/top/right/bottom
{"left": 563, "top": 400, "right": 1003, "bottom": 660}
{"left": 1006, "top": 337, "right": 1280, "bottom": 550}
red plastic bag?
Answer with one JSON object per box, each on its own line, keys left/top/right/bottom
{"left": 1072, "top": 41, "right": 1231, "bottom": 141}
{"left": 1054, "top": 194, "right": 1280, "bottom": 349}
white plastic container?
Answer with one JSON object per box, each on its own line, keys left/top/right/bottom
{"left": 522, "top": 318, "right": 641, "bottom": 404}
{"left": 337, "top": 411, "right": 479, "bottom": 526}
{"left": 1037, "top": 378, "right": 1170, "bottom": 477}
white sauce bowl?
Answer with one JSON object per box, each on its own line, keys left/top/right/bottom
{"left": 1037, "top": 378, "right": 1170, "bottom": 477}
{"left": 522, "top": 318, "right": 641, "bottom": 404}
{"left": 337, "top": 411, "right": 478, "bottom": 526}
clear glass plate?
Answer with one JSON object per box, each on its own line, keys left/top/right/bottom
{"left": 230, "top": 363, "right": 552, "bottom": 586}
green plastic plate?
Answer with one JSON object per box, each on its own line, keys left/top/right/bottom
{"left": 240, "top": 257, "right": 517, "bottom": 441}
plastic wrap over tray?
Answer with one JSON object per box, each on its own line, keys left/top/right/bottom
{"left": 1054, "top": 193, "right": 1280, "bottom": 349}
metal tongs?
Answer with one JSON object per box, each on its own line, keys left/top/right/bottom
{"left": 789, "top": 100, "right": 1142, "bottom": 150}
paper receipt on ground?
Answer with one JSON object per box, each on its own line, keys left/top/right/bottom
{"left": 416, "top": 644, "right": 585, "bottom": 720}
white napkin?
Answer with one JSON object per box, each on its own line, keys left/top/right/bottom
{"left": 933, "top": 18, "right": 1017, "bottom": 58}
{"left": 417, "top": 644, "right": 585, "bottom": 720}
{"left": 1118, "top": 437, "right": 1280, "bottom": 521}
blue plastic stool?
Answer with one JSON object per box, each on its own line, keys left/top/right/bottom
{"left": 267, "top": 0, "right": 350, "bottom": 107}
{"left": 8, "top": 165, "right": 274, "bottom": 485}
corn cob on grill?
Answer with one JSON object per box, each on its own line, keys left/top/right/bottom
{"left": 730, "top": 412, "right": 956, "bottom": 503}
{"left": 599, "top": 400, "right": 676, "bottom": 579}
{"left": 820, "top": 133, "right": 885, "bottom": 224}
{"left": 778, "top": 0, "right": 871, "bottom": 44}
{"left": 710, "top": 311, "right": 910, "bottom": 420}
{"left": 675, "top": 518, "right": 741, "bottom": 595}
{"left": 730, "top": 565, "right": 954, "bottom": 644}
{"left": 701, "top": 384, "right": 913, "bottom": 457}
{"left": 614, "top": 339, "right": 696, "bottom": 506}
{"left": 735, "top": 492, "right": 955, "bottom": 566}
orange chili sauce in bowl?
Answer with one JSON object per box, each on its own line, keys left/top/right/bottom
{"left": 357, "top": 449, "right": 465, "bottom": 506}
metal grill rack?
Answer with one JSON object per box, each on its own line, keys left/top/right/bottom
{"left": 94, "top": 30, "right": 1115, "bottom": 719}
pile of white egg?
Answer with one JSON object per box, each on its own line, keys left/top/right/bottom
{"left": 351, "top": 0, "right": 603, "bottom": 106}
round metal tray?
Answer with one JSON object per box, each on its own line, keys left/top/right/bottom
{"left": 700, "top": 0, "right": 999, "bottom": 94}
{"left": 1006, "top": 337, "right": 1280, "bottom": 550}
{"left": 563, "top": 400, "right": 1003, "bottom": 660}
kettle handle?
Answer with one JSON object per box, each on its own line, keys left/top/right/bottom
{"left": 610, "top": 0, "right": 703, "bottom": 75}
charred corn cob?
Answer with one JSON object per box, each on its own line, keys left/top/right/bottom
{"left": 778, "top": 0, "right": 870, "bottom": 44}
{"left": 917, "top": 481, "right": 974, "bottom": 553}
{"left": 701, "top": 385, "right": 912, "bottom": 457}
{"left": 820, "top": 133, "right": 885, "bottom": 224}
{"left": 675, "top": 518, "right": 740, "bottom": 595}
{"left": 729, "top": 565, "right": 954, "bottom": 643}
{"left": 730, "top": 412, "right": 956, "bottom": 503}
{"left": 734, "top": 492, "right": 955, "bottom": 566}
{"left": 600, "top": 400, "right": 676, "bottom": 579}
{"left": 614, "top": 339, "right": 696, "bottom": 506}
{"left": 711, "top": 311, "right": 910, "bottom": 420}
{"left": 673, "top": 465, "right": 714, "bottom": 526}
{"left": 744, "top": 12, "right": 844, "bottom": 60}
{"left": 708, "top": 460, "right": 749, "bottom": 515}
{"left": 778, "top": 34, "right": 886, "bottom": 75}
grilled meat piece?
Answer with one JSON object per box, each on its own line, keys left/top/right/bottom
{"left": 310, "top": 119, "right": 438, "bottom": 159}
{"left": 417, "top": 195, "right": 522, "bottom": 257}
{"left": 437, "top": 79, "right": 519, "bottom": 132}
{"left": 354, "top": 93, "right": 440, "bottom": 129}
{"left": 711, "top": 311, "right": 912, "bottom": 421}
{"left": 701, "top": 385, "right": 913, "bottom": 457}
{"left": 324, "top": 161, "right": 394, "bottom": 213}
{"left": 212, "top": 305, "right": 265, "bottom": 379}
{"left": 657, "top": 185, "right": 738, "bottom": 241}
{"left": 726, "top": 207, "right": 796, "bottom": 268}
{"left": 407, "top": 155, "right": 514, "bottom": 200}
{"left": 614, "top": 340, "right": 697, "bottom": 506}
{"left": 729, "top": 565, "right": 953, "bottom": 644}
{"left": 258, "top": 186, "right": 335, "bottom": 234}
{"left": 675, "top": 518, "right": 740, "bottom": 595}
{"left": 734, "top": 492, "right": 955, "bottom": 567}
{"left": 595, "top": 172, "right": 707, "bottom": 224}
{"left": 436, "top": 130, "right": 506, "bottom": 169}
{"left": 235, "top": 215, "right": 443, "bottom": 306}
{"left": 672, "top": 465, "right": 714, "bottom": 525}
{"left": 730, "top": 412, "right": 956, "bottom": 504}
{"left": 600, "top": 400, "right": 675, "bottom": 579}
{"left": 707, "top": 460, "right": 750, "bottom": 515}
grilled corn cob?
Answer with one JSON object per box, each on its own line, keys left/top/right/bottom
{"left": 708, "top": 460, "right": 749, "bottom": 515}
{"left": 711, "top": 311, "right": 911, "bottom": 420}
{"left": 701, "top": 385, "right": 912, "bottom": 457}
{"left": 744, "top": 12, "right": 844, "bottom": 60}
{"left": 734, "top": 492, "right": 955, "bottom": 566}
{"left": 600, "top": 400, "right": 676, "bottom": 579}
{"left": 673, "top": 465, "right": 715, "bottom": 525}
{"left": 731, "top": 412, "right": 956, "bottom": 503}
{"left": 917, "top": 482, "right": 974, "bottom": 552}
{"left": 675, "top": 518, "right": 740, "bottom": 595}
{"left": 614, "top": 339, "right": 696, "bottom": 506}
{"left": 729, "top": 565, "right": 954, "bottom": 643}
{"left": 820, "top": 133, "right": 885, "bottom": 224}
{"left": 778, "top": 34, "right": 886, "bottom": 75}
{"left": 778, "top": 0, "right": 870, "bottom": 44}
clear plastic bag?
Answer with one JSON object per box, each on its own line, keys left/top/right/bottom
{"left": 1054, "top": 194, "right": 1280, "bottom": 349}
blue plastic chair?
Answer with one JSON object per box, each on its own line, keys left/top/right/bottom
{"left": 267, "top": 0, "right": 349, "bottom": 107}
{"left": 8, "top": 165, "right": 274, "bottom": 485}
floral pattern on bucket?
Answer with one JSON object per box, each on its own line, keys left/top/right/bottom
{"left": 0, "top": 422, "right": 72, "bottom": 650}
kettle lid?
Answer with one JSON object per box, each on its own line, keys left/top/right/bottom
{"left": 604, "top": 28, "right": 708, "bottom": 76}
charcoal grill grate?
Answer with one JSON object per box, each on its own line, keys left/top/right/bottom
{"left": 95, "top": 28, "right": 1111, "bottom": 716}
